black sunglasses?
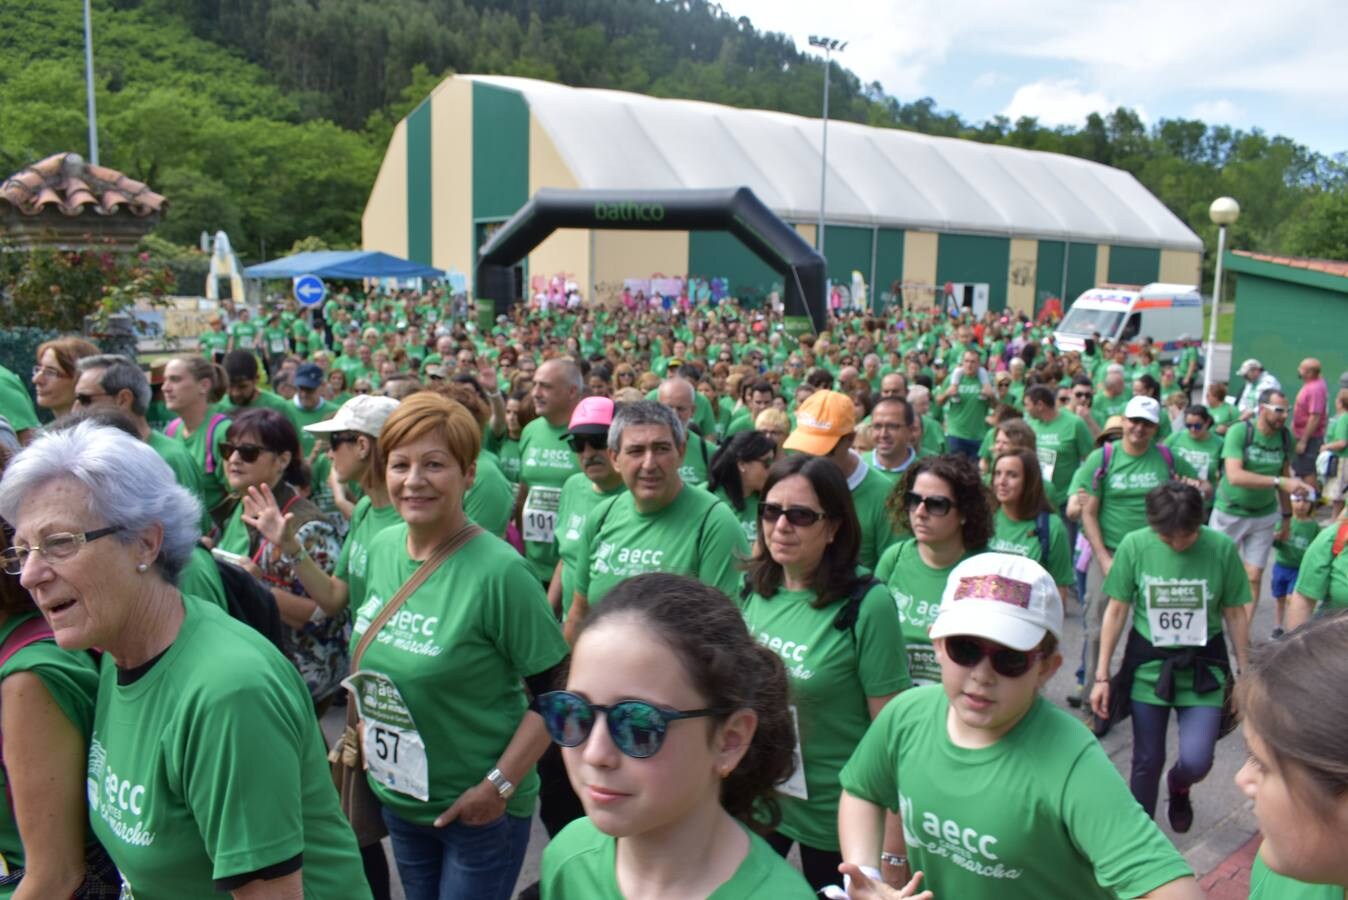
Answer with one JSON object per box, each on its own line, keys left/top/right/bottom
{"left": 220, "top": 441, "right": 267, "bottom": 463}
{"left": 1185, "top": 422, "right": 1206, "bottom": 431}
{"left": 329, "top": 431, "right": 361, "bottom": 449}
{"left": 534, "top": 690, "right": 728, "bottom": 759}
{"left": 944, "top": 636, "right": 1043, "bottom": 678}
{"left": 760, "top": 503, "right": 827, "bottom": 527}
{"left": 568, "top": 434, "right": 608, "bottom": 453}
{"left": 904, "top": 491, "right": 954, "bottom": 516}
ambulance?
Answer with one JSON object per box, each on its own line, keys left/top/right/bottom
{"left": 1053, "top": 283, "right": 1204, "bottom": 361}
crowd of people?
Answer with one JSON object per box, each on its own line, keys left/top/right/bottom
{"left": 0, "top": 286, "right": 1342, "bottom": 899}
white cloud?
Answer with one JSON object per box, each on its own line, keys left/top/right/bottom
{"left": 1189, "top": 99, "right": 1246, "bottom": 125}
{"left": 972, "top": 71, "right": 1007, "bottom": 90}
{"left": 1002, "top": 79, "right": 1139, "bottom": 127}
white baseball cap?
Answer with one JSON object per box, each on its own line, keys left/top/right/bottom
{"left": 1237, "top": 358, "right": 1262, "bottom": 377}
{"left": 929, "top": 553, "right": 1063, "bottom": 652}
{"left": 303, "top": 394, "right": 400, "bottom": 437}
{"left": 1124, "top": 395, "right": 1161, "bottom": 424}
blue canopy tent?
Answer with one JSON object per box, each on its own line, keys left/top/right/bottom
{"left": 243, "top": 250, "right": 446, "bottom": 281}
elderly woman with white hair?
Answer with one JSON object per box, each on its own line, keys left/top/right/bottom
{"left": 0, "top": 421, "right": 370, "bottom": 900}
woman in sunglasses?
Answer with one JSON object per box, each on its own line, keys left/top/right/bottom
{"left": 1091, "top": 483, "right": 1251, "bottom": 832}
{"left": 539, "top": 572, "right": 815, "bottom": 899}
{"left": 706, "top": 430, "right": 778, "bottom": 547}
{"left": 990, "top": 448, "right": 1075, "bottom": 604}
{"left": 215, "top": 408, "right": 346, "bottom": 709}
{"left": 737, "top": 455, "right": 911, "bottom": 892}
{"left": 839, "top": 553, "right": 1199, "bottom": 900}
{"left": 876, "top": 455, "right": 994, "bottom": 688}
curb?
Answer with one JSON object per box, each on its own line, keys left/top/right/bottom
{"left": 1198, "top": 833, "right": 1261, "bottom": 899}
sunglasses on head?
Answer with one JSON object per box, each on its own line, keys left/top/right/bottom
{"left": 220, "top": 441, "right": 266, "bottom": 463}
{"left": 760, "top": 503, "right": 828, "bottom": 527}
{"left": 569, "top": 433, "right": 608, "bottom": 453}
{"left": 534, "top": 690, "right": 728, "bottom": 759}
{"left": 904, "top": 491, "right": 954, "bottom": 516}
{"left": 944, "top": 635, "right": 1044, "bottom": 678}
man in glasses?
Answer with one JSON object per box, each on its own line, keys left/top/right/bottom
{"left": 1074, "top": 396, "right": 1201, "bottom": 716}
{"left": 568, "top": 401, "right": 746, "bottom": 639}
{"left": 782, "top": 390, "right": 902, "bottom": 571}
{"left": 657, "top": 378, "right": 711, "bottom": 489}
{"left": 1211, "top": 388, "right": 1311, "bottom": 622}
{"left": 864, "top": 397, "right": 918, "bottom": 483}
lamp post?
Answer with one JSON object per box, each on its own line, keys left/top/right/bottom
{"left": 83, "top": 0, "right": 99, "bottom": 165}
{"left": 808, "top": 35, "right": 846, "bottom": 261}
{"left": 1203, "top": 196, "right": 1240, "bottom": 397}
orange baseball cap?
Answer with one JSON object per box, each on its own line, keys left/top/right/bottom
{"left": 784, "top": 390, "right": 856, "bottom": 456}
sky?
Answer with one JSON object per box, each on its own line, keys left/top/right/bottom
{"left": 721, "top": 0, "right": 1347, "bottom": 156}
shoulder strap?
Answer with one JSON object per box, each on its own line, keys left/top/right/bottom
{"left": 1093, "top": 442, "right": 1114, "bottom": 491}
{"left": 166, "top": 417, "right": 184, "bottom": 437}
{"left": 202, "top": 413, "right": 228, "bottom": 473}
{"left": 833, "top": 577, "right": 882, "bottom": 637}
{"left": 1156, "top": 444, "right": 1175, "bottom": 480}
{"left": 1333, "top": 520, "right": 1348, "bottom": 557}
{"left": 1034, "top": 510, "right": 1052, "bottom": 562}
{"left": 350, "top": 521, "right": 483, "bottom": 672}
{"left": 0, "top": 618, "right": 54, "bottom": 668}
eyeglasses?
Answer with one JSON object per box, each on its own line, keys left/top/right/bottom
{"left": 220, "top": 441, "right": 267, "bottom": 463}
{"left": 1074, "top": 392, "right": 1093, "bottom": 401}
{"left": 1185, "top": 422, "right": 1206, "bottom": 431}
{"left": 904, "top": 491, "right": 954, "bottom": 516}
{"left": 944, "top": 635, "right": 1044, "bottom": 678}
{"left": 569, "top": 434, "right": 608, "bottom": 453}
{"left": 3, "top": 526, "right": 124, "bottom": 575}
{"left": 1262, "top": 404, "right": 1289, "bottom": 415}
{"left": 534, "top": 690, "right": 729, "bottom": 759}
{"left": 73, "top": 391, "right": 110, "bottom": 407}
{"left": 328, "top": 432, "right": 361, "bottom": 449}
{"left": 760, "top": 503, "right": 828, "bottom": 527}
{"left": 31, "top": 365, "right": 65, "bottom": 380}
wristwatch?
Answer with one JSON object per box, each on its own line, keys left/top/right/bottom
{"left": 487, "top": 767, "right": 516, "bottom": 799}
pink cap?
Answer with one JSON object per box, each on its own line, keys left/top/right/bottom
{"left": 568, "top": 396, "right": 615, "bottom": 434}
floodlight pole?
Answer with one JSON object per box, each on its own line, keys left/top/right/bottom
{"left": 83, "top": 0, "right": 99, "bottom": 165}
{"left": 1203, "top": 197, "right": 1240, "bottom": 398}
{"left": 809, "top": 36, "right": 846, "bottom": 261}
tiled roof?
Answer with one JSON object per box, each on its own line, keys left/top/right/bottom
{"left": 0, "top": 152, "right": 166, "bottom": 218}
{"left": 1232, "top": 250, "right": 1348, "bottom": 279}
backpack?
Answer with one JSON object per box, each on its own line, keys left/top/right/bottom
{"left": 210, "top": 554, "right": 288, "bottom": 653}
{"left": 1033, "top": 510, "right": 1052, "bottom": 563}
{"left": 1092, "top": 440, "right": 1176, "bottom": 492}
{"left": 166, "top": 412, "right": 229, "bottom": 473}
{"left": 1242, "top": 420, "right": 1294, "bottom": 463}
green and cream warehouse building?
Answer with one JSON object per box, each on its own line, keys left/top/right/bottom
{"left": 363, "top": 74, "right": 1203, "bottom": 313}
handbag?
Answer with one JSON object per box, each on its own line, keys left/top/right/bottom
{"left": 329, "top": 521, "right": 483, "bottom": 846}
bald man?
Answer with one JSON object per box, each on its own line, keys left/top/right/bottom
{"left": 1294, "top": 357, "right": 1329, "bottom": 490}
{"left": 658, "top": 378, "right": 712, "bottom": 489}
{"left": 517, "top": 358, "right": 584, "bottom": 585}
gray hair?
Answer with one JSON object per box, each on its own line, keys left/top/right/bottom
{"left": 0, "top": 420, "right": 201, "bottom": 583}
{"left": 610, "top": 400, "right": 684, "bottom": 451}
{"left": 542, "top": 358, "right": 584, "bottom": 394}
{"left": 908, "top": 385, "right": 932, "bottom": 403}
{"left": 77, "top": 354, "right": 151, "bottom": 417}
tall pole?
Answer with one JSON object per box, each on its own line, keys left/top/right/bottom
{"left": 818, "top": 51, "right": 830, "bottom": 258}
{"left": 83, "top": 0, "right": 99, "bottom": 165}
{"left": 1202, "top": 223, "right": 1228, "bottom": 398}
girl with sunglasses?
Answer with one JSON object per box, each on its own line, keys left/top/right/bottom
{"left": 706, "top": 430, "right": 778, "bottom": 547}
{"left": 1162, "top": 405, "right": 1222, "bottom": 500}
{"left": 738, "top": 455, "right": 911, "bottom": 892}
{"left": 538, "top": 572, "right": 815, "bottom": 899}
{"left": 875, "top": 455, "right": 993, "bottom": 689}
{"left": 839, "top": 553, "right": 1199, "bottom": 900}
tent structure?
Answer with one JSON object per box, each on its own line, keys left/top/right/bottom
{"left": 244, "top": 250, "right": 445, "bottom": 281}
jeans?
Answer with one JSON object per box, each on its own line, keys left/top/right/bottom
{"left": 1129, "top": 701, "right": 1223, "bottom": 818}
{"left": 764, "top": 831, "right": 843, "bottom": 893}
{"left": 945, "top": 435, "right": 982, "bottom": 460}
{"left": 382, "top": 807, "right": 531, "bottom": 900}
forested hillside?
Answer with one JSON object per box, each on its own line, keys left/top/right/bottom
{"left": 2, "top": 0, "right": 1344, "bottom": 269}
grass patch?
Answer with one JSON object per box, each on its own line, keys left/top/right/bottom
{"left": 1201, "top": 307, "right": 1235, "bottom": 343}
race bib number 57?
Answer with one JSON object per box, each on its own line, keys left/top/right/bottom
{"left": 344, "top": 671, "right": 431, "bottom": 801}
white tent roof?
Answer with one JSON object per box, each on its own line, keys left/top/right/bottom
{"left": 461, "top": 75, "right": 1202, "bottom": 252}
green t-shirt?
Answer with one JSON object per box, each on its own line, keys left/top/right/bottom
{"left": 519, "top": 417, "right": 581, "bottom": 582}
{"left": 166, "top": 413, "right": 233, "bottom": 522}
{"left": 88, "top": 597, "right": 370, "bottom": 899}
{"left": 852, "top": 460, "right": 903, "bottom": 572}
{"left": 261, "top": 325, "right": 289, "bottom": 357}
{"left": 0, "top": 367, "right": 38, "bottom": 436}
{"left": 177, "top": 546, "right": 228, "bottom": 612}
{"left": 485, "top": 433, "right": 524, "bottom": 483}
{"left": 555, "top": 473, "right": 625, "bottom": 621}
{"left": 1215, "top": 421, "right": 1291, "bottom": 518}
{"left": 679, "top": 431, "right": 712, "bottom": 489}
{"left": 574, "top": 485, "right": 749, "bottom": 606}
{"left": 1028, "top": 411, "right": 1094, "bottom": 508}
{"left": 875, "top": 540, "right": 974, "bottom": 686}
{"left": 228, "top": 320, "right": 257, "bottom": 350}
{"left": 1328, "top": 413, "right": 1348, "bottom": 459}
{"left": 352, "top": 526, "right": 568, "bottom": 823}
{"left": 839, "top": 687, "right": 1193, "bottom": 899}
{"left": 199, "top": 330, "right": 229, "bottom": 358}
{"left": 1102, "top": 526, "right": 1251, "bottom": 707}
{"left": 919, "top": 414, "right": 945, "bottom": 458}
{"left": 1293, "top": 522, "right": 1348, "bottom": 611}
{"left": 712, "top": 486, "right": 759, "bottom": 547}
{"left": 229, "top": 388, "right": 300, "bottom": 431}
{"left": 0, "top": 613, "right": 99, "bottom": 888}
{"left": 1209, "top": 401, "right": 1238, "bottom": 434}
{"left": 1094, "top": 391, "right": 1129, "bottom": 422}
{"left": 1248, "top": 851, "right": 1342, "bottom": 900}
{"left": 541, "top": 816, "right": 815, "bottom": 899}
{"left": 739, "top": 578, "right": 910, "bottom": 849}
{"left": 290, "top": 398, "right": 336, "bottom": 455}
{"left": 334, "top": 496, "right": 402, "bottom": 615}
{"left": 1275, "top": 517, "right": 1322, "bottom": 570}
{"left": 464, "top": 450, "right": 515, "bottom": 538}
{"left": 989, "top": 508, "right": 1074, "bottom": 586}
{"left": 940, "top": 373, "right": 992, "bottom": 440}
{"left": 1163, "top": 430, "right": 1223, "bottom": 486}
{"left": 1079, "top": 443, "right": 1196, "bottom": 550}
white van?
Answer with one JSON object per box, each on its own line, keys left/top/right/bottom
{"left": 1054, "top": 283, "right": 1204, "bottom": 361}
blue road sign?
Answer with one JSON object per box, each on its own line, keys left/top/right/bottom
{"left": 293, "top": 274, "right": 327, "bottom": 307}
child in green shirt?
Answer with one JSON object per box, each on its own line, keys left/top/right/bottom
{"left": 1271, "top": 490, "right": 1321, "bottom": 637}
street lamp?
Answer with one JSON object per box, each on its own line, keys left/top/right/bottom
{"left": 83, "top": 0, "right": 99, "bottom": 164}
{"left": 1202, "top": 196, "right": 1240, "bottom": 397}
{"left": 808, "top": 35, "right": 846, "bottom": 260}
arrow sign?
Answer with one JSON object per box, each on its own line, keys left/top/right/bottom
{"left": 293, "top": 274, "right": 327, "bottom": 307}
